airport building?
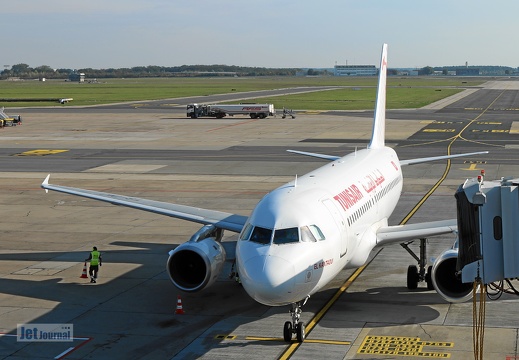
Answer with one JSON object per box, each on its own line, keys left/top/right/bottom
{"left": 334, "top": 65, "right": 378, "bottom": 76}
{"left": 69, "top": 72, "right": 85, "bottom": 82}
{"left": 456, "top": 68, "right": 480, "bottom": 76}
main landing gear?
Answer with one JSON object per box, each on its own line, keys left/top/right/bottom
{"left": 401, "top": 238, "right": 434, "bottom": 290}
{"left": 283, "top": 297, "right": 308, "bottom": 342}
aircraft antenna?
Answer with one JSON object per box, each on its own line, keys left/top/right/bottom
{"left": 294, "top": 175, "right": 298, "bottom": 187}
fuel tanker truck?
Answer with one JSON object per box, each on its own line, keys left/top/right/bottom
{"left": 187, "top": 103, "right": 275, "bottom": 119}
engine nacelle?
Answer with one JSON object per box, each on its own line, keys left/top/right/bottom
{"left": 167, "top": 237, "right": 226, "bottom": 292}
{"left": 431, "top": 247, "right": 473, "bottom": 303}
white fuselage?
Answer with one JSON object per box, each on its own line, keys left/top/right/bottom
{"left": 236, "top": 146, "right": 403, "bottom": 306}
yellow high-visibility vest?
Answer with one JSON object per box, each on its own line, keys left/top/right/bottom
{"left": 90, "top": 251, "right": 100, "bottom": 266}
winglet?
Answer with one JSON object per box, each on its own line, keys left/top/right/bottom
{"left": 42, "top": 174, "right": 50, "bottom": 193}
{"left": 368, "top": 43, "right": 388, "bottom": 149}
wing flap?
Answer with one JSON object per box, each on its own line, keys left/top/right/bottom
{"left": 376, "top": 219, "right": 457, "bottom": 246}
{"left": 42, "top": 175, "right": 247, "bottom": 233}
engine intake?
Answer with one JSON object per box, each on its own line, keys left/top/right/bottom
{"left": 167, "top": 237, "right": 226, "bottom": 292}
{"left": 431, "top": 247, "right": 473, "bottom": 303}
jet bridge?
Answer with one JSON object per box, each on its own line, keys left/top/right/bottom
{"left": 456, "top": 173, "right": 519, "bottom": 285}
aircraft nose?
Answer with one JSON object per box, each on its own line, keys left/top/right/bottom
{"left": 240, "top": 255, "right": 296, "bottom": 306}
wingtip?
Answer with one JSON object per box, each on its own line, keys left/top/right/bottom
{"left": 42, "top": 174, "right": 50, "bottom": 193}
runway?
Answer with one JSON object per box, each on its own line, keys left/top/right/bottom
{"left": 1, "top": 79, "right": 519, "bottom": 359}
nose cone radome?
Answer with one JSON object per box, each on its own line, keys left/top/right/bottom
{"left": 240, "top": 255, "right": 296, "bottom": 306}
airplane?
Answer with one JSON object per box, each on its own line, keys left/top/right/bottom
{"left": 59, "top": 98, "right": 74, "bottom": 104}
{"left": 41, "top": 44, "right": 487, "bottom": 343}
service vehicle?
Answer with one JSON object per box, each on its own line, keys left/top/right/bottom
{"left": 0, "top": 107, "right": 22, "bottom": 127}
{"left": 187, "top": 103, "right": 275, "bottom": 119}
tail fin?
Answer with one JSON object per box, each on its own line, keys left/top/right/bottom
{"left": 368, "top": 43, "right": 388, "bottom": 149}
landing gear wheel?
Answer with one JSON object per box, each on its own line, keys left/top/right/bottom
{"left": 295, "top": 322, "right": 305, "bottom": 342}
{"left": 283, "top": 321, "right": 293, "bottom": 342}
{"left": 285, "top": 298, "right": 308, "bottom": 343}
{"left": 425, "top": 265, "right": 434, "bottom": 290}
{"left": 407, "top": 265, "right": 419, "bottom": 290}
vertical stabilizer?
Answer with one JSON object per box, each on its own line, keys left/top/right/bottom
{"left": 368, "top": 43, "right": 388, "bottom": 149}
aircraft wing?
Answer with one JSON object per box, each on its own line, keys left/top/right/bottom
{"left": 399, "top": 151, "right": 488, "bottom": 166}
{"left": 286, "top": 150, "right": 340, "bottom": 161}
{"left": 41, "top": 175, "right": 247, "bottom": 233}
{"left": 376, "top": 219, "right": 457, "bottom": 246}
{"left": 288, "top": 150, "right": 488, "bottom": 165}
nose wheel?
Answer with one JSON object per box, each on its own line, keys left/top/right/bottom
{"left": 283, "top": 299, "right": 308, "bottom": 342}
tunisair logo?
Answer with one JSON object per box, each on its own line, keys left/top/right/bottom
{"left": 333, "top": 184, "right": 363, "bottom": 211}
{"left": 361, "top": 169, "right": 385, "bottom": 193}
{"left": 333, "top": 169, "right": 386, "bottom": 211}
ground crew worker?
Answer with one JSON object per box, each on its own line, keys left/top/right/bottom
{"left": 85, "top": 246, "right": 102, "bottom": 283}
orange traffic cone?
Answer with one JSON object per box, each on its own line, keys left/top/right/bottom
{"left": 80, "top": 262, "right": 88, "bottom": 279}
{"left": 175, "top": 295, "right": 185, "bottom": 314}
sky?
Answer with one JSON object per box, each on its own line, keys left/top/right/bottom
{"left": 2, "top": 0, "right": 518, "bottom": 70}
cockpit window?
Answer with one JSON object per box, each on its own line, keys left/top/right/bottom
{"left": 246, "top": 225, "right": 324, "bottom": 245}
{"left": 239, "top": 223, "right": 253, "bottom": 241}
{"left": 250, "top": 226, "right": 272, "bottom": 245}
{"left": 273, "top": 227, "right": 299, "bottom": 244}
{"left": 300, "top": 226, "right": 317, "bottom": 242}
{"left": 302, "top": 225, "right": 325, "bottom": 241}
{"left": 310, "top": 225, "right": 325, "bottom": 240}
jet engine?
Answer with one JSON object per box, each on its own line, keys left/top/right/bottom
{"left": 166, "top": 225, "right": 226, "bottom": 292}
{"left": 430, "top": 246, "right": 473, "bottom": 303}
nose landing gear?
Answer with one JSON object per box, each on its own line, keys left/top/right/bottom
{"left": 283, "top": 297, "right": 308, "bottom": 342}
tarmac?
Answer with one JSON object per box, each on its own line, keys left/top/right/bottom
{"left": 1, "top": 79, "right": 519, "bottom": 359}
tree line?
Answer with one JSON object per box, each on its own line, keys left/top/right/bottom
{"left": 3, "top": 63, "right": 516, "bottom": 80}
{"left": 1, "top": 64, "right": 299, "bottom": 79}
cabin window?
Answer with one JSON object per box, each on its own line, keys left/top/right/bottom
{"left": 250, "top": 226, "right": 272, "bottom": 245}
{"left": 273, "top": 227, "right": 299, "bottom": 244}
{"left": 239, "top": 223, "right": 253, "bottom": 241}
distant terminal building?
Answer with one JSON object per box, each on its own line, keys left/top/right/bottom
{"left": 334, "top": 65, "right": 377, "bottom": 76}
{"left": 456, "top": 68, "right": 480, "bottom": 76}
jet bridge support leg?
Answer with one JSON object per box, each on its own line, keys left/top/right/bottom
{"left": 401, "top": 238, "right": 434, "bottom": 290}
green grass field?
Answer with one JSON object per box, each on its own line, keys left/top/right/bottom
{"left": 0, "top": 77, "right": 483, "bottom": 110}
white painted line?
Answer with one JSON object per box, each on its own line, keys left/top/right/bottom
{"left": 55, "top": 347, "right": 75, "bottom": 359}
